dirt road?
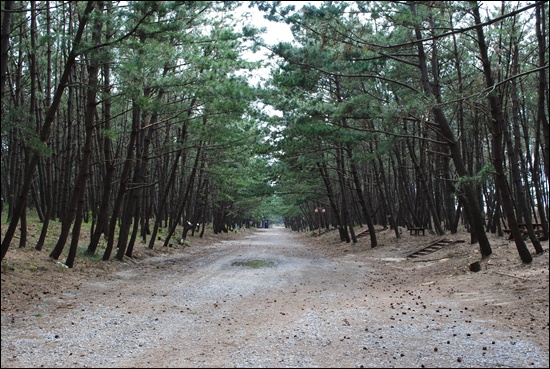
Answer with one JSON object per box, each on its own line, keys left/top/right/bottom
{"left": 1, "top": 227, "right": 548, "bottom": 368}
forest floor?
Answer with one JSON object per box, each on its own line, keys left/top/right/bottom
{"left": 1, "top": 223, "right": 548, "bottom": 368}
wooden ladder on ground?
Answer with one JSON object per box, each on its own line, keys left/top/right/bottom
{"left": 407, "top": 238, "right": 465, "bottom": 259}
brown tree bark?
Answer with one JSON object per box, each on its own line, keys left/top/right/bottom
{"left": 147, "top": 127, "right": 188, "bottom": 249}
{"left": 336, "top": 147, "right": 352, "bottom": 243}
{"left": 0, "top": 0, "right": 13, "bottom": 97}
{"left": 51, "top": 2, "right": 104, "bottom": 265}
{"left": 317, "top": 160, "right": 346, "bottom": 242}
{"left": 409, "top": 1, "right": 492, "bottom": 257}
{"left": 102, "top": 104, "right": 139, "bottom": 261}
{"left": 115, "top": 121, "right": 143, "bottom": 261}
{"left": 181, "top": 150, "right": 207, "bottom": 243}
{"left": 1, "top": 1, "right": 95, "bottom": 260}
{"left": 405, "top": 136, "right": 445, "bottom": 236}
{"left": 535, "top": 3, "right": 549, "bottom": 181}
{"left": 163, "top": 143, "right": 203, "bottom": 246}
{"left": 470, "top": 1, "right": 532, "bottom": 263}
{"left": 87, "top": 4, "right": 114, "bottom": 255}
{"left": 508, "top": 44, "right": 543, "bottom": 254}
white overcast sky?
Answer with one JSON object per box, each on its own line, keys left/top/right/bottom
{"left": 234, "top": 1, "right": 323, "bottom": 85}
{"left": 235, "top": 1, "right": 299, "bottom": 47}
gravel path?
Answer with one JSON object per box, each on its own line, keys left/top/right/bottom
{"left": 1, "top": 227, "right": 548, "bottom": 368}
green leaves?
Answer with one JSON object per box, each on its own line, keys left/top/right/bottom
{"left": 457, "top": 164, "right": 495, "bottom": 188}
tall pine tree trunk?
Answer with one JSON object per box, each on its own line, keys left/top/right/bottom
{"left": 50, "top": 2, "right": 103, "bottom": 264}
{"left": 87, "top": 2, "right": 113, "bottom": 255}
{"left": 409, "top": 1, "right": 492, "bottom": 257}
{"left": 470, "top": 1, "right": 531, "bottom": 263}
{"left": 2, "top": 1, "right": 95, "bottom": 260}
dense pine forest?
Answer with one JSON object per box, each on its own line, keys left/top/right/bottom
{"left": 1, "top": 1, "right": 548, "bottom": 268}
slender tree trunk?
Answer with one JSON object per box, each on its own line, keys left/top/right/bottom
{"left": 317, "top": 161, "right": 346, "bottom": 241}
{"left": 190, "top": 177, "right": 208, "bottom": 237}
{"left": 148, "top": 145, "right": 186, "bottom": 248}
{"left": 0, "top": 1, "right": 13, "bottom": 97}
{"left": 51, "top": 2, "right": 103, "bottom": 264}
{"left": 112, "top": 102, "right": 142, "bottom": 261}
{"left": 470, "top": 1, "right": 531, "bottom": 263}
{"left": 373, "top": 154, "right": 399, "bottom": 236}
{"left": 163, "top": 144, "right": 203, "bottom": 246}
{"left": 333, "top": 78, "right": 376, "bottom": 246}
{"left": 509, "top": 44, "right": 543, "bottom": 254}
{"left": 347, "top": 152, "right": 376, "bottom": 246}
{"left": 1, "top": 1, "right": 95, "bottom": 260}
{"left": 197, "top": 180, "right": 209, "bottom": 238}
{"left": 532, "top": 3, "right": 549, "bottom": 240}
{"left": 87, "top": 1, "right": 113, "bottom": 255}
{"left": 102, "top": 103, "right": 139, "bottom": 261}
{"left": 405, "top": 136, "right": 445, "bottom": 236}
{"left": 35, "top": 161, "right": 53, "bottom": 250}
{"left": 535, "top": 3, "right": 549, "bottom": 180}
{"left": 18, "top": 200, "right": 27, "bottom": 248}
{"left": 87, "top": 62, "right": 113, "bottom": 251}
{"left": 409, "top": 1, "right": 491, "bottom": 257}
{"left": 182, "top": 151, "right": 207, "bottom": 243}
{"left": 336, "top": 147, "right": 351, "bottom": 243}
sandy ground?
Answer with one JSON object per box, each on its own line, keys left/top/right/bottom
{"left": 1, "top": 225, "right": 548, "bottom": 368}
